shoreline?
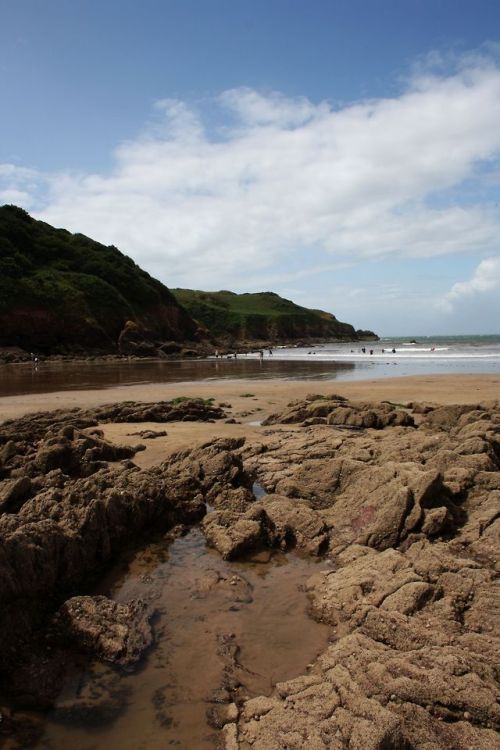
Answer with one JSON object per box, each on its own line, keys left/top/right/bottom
{"left": 2, "top": 373, "right": 498, "bottom": 465}
{"left": 1, "top": 373, "right": 498, "bottom": 423}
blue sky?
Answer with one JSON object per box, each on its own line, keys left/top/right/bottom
{"left": 2, "top": 1, "right": 500, "bottom": 335}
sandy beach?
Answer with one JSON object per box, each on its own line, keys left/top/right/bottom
{"left": 1, "top": 373, "right": 498, "bottom": 465}
{"left": 2, "top": 372, "right": 499, "bottom": 419}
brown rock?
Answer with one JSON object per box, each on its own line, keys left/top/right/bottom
{"left": 53, "top": 595, "right": 153, "bottom": 667}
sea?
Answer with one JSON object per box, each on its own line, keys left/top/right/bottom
{"left": 0, "top": 335, "right": 499, "bottom": 397}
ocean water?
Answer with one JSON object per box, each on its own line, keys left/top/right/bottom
{"left": 0, "top": 335, "right": 499, "bottom": 397}
{"left": 263, "top": 334, "right": 500, "bottom": 379}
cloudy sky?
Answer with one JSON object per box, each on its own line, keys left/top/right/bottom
{"left": 2, "top": 1, "right": 500, "bottom": 335}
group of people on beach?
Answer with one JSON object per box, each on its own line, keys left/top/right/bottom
{"left": 214, "top": 349, "right": 273, "bottom": 360}
{"left": 358, "top": 347, "right": 397, "bottom": 355}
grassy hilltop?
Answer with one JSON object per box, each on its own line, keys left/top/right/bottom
{"left": 172, "top": 288, "right": 374, "bottom": 343}
{"left": 0, "top": 205, "right": 199, "bottom": 353}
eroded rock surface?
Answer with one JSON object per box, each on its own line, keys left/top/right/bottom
{"left": 229, "top": 396, "right": 500, "bottom": 749}
{"left": 0, "top": 400, "right": 241, "bottom": 700}
{"left": 1, "top": 395, "right": 499, "bottom": 750}
{"left": 53, "top": 595, "right": 154, "bottom": 668}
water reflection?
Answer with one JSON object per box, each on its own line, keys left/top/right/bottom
{"left": 0, "top": 358, "right": 357, "bottom": 397}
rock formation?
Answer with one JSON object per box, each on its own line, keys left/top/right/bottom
{"left": 0, "top": 394, "right": 499, "bottom": 749}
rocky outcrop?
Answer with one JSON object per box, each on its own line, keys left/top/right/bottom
{"left": 1, "top": 395, "right": 499, "bottom": 749}
{"left": 53, "top": 595, "right": 154, "bottom": 668}
{"left": 0, "top": 400, "right": 252, "bottom": 689}
{"left": 202, "top": 495, "right": 329, "bottom": 559}
{"left": 229, "top": 398, "right": 500, "bottom": 748}
{"left": 262, "top": 393, "right": 414, "bottom": 428}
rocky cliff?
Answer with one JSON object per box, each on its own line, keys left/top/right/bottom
{"left": 172, "top": 289, "right": 377, "bottom": 345}
{"left": 0, "top": 205, "right": 202, "bottom": 356}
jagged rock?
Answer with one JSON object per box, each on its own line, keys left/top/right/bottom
{"left": 236, "top": 538, "right": 500, "bottom": 749}
{"left": 202, "top": 494, "right": 329, "bottom": 558}
{"left": 263, "top": 396, "right": 414, "bottom": 429}
{"left": 127, "top": 429, "right": 168, "bottom": 439}
{"left": 232, "top": 399, "right": 500, "bottom": 749}
{"left": 257, "top": 495, "right": 329, "bottom": 555}
{"left": 203, "top": 511, "right": 262, "bottom": 559}
{"left": 1, "top": 396, "right": 499, "bottom": 750}
{"left": 53, "top": 595, "right": 153, "bottom": 667}
{"left": 0, "top": 476, "right": 32, "bottom": 513}
{"left": 207, "top": 702, "right": 239, "bottom": 729}
{"left": 0, "top": 430, "right": 250, "bottom": 680}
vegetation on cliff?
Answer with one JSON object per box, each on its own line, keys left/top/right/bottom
{"left": 172, "top": 288, "right": 375, "bottom": 342}
{"left": 0, "top": 206, "right": 376, "bottom": 354}
{"left": 0, "top": 205, "right": 198, "bottom": 352}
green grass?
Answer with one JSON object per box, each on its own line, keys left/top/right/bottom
{"left": 171, "top": 288, "right": 360, "bottom": 341}
{"left": 169, "top": 396, "right": 215, "bottom": 405}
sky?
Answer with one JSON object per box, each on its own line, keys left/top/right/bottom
{"left": 1, "top": 1, "right": 500, "bottom": 336}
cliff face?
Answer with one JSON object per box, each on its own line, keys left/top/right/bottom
{"left": 0, "top": 206, "right": 200, "bottom": 354}
{"left": 172, "top": 289, "right": 376, "bottom": 344}
{"left": 0, "top": 206, "right": 377, "bottom": 356}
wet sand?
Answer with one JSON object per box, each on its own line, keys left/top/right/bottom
{"left": 37, "top": 531, "right": 330, "bottom": 750}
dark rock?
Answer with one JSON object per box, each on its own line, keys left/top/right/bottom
{"left": 53, "top": 595, "right": 154, "bottom": 667}
{"left": 0, "top": 476, "right": 32, "bottom": 513}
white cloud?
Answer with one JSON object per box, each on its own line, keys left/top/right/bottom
{"left": 440, "top": 257, "right": 500, "bottom": 312}
{"left": 2, "top": 54, "right": 500, "bottom": 293}
{"left": 218, "top": 87, "right": 323, "bottom": 127}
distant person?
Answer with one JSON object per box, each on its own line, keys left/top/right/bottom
{"left": 259, "top": 350, "right": 264, "bottom": 360}
{"left": 369, "top": 349, "right": 373, "bottom": 355}
{"left": 268, "top": 349, "right": 273, "bottom": 355}
{"left": 361, "top": 347, "right": 366, "bottom": 354}
{"left": 215, "top": 349, "right": 219, "bottom": 359}
{"left": 392, "top": 348, "right": 396, "bottom": 354}
{"left": 381, "top": 348, "right": 385, "bottom": 353}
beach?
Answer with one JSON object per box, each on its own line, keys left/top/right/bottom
{"left": 1, "top": 371, "right": 499, "bottom": 750}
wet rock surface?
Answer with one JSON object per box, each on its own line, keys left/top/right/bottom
{"left": 0, "top": 394, "right": 499, "bottom": 749}
{"left": 229, "top": 396, "right": 500, "bottom": 749}
{"left": 0, "top": 400, "right": 235, "bottom": 698}
{"left": 52, "top": 595, "right": 154, "bottom": 668}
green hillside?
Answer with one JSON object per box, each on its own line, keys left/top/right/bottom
{"left": 0, "top": 205, "right": 198, "bottom": 352}
{"left": 172, "top": 289, "right": 373, "bottom": 342}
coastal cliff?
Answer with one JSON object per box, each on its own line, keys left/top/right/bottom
{"left": 0, "top": 206, "right": 377, "bottom": 358}
{"left": 172, "top": 288, "right": 377, "bottom": 346}
{"left": 0, "top": 206, "right": 202, "bottom": 357}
